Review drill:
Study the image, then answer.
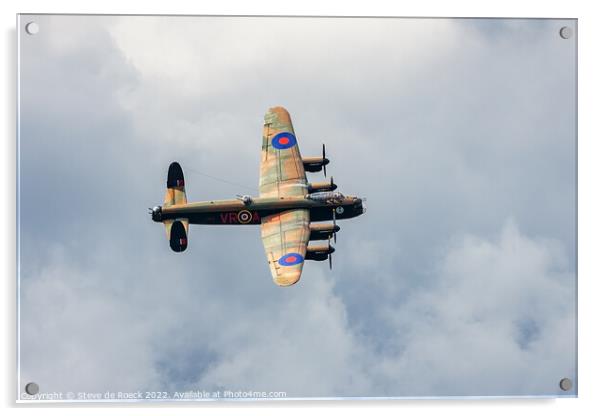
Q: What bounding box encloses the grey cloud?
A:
[18,16,576,398]
[365,220,575,397]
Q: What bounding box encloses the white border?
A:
[3,1,600,415]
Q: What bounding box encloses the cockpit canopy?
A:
[306,191,345,202]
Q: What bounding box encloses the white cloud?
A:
[20,245,163,394]
[20,220,575,397]
[18,15,576,399]
[20,239,373,397]
[107,17,466,159]
[368,219,576,396]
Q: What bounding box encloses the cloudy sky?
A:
[18,15,576,399]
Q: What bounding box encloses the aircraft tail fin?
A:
[163,162,189,252]
[163,219,188,252]
[164,161,187,207]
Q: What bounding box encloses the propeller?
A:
[332,208,338,244]
[322,143,327,177]
[328,235,333,270]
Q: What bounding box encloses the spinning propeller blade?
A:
[331,207,338,244]
[322,143,327,177]
[328,236,333,270]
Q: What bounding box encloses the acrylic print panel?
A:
[17,15,577,401]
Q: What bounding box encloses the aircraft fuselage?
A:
[152,195,364,225]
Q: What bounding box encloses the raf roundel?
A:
[237,210,252,224]
[271,132,297,150]
[277,252,304,266]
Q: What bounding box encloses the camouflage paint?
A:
[152,106,365,287]
[260,208,310,287]
[259,106,308,198]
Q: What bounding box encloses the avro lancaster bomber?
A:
[150,106,365,286]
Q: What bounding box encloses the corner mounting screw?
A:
[25,22,39,35]
[559,378,573,391]
[24,382,39,395]
[559,26,572,39]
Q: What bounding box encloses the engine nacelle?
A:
[305,244,335,261]
[308,180,337,193]
[169,220,188,252]
[302,156,329,173]
[309,223,340,241]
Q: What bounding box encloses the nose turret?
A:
[353,197,366,215]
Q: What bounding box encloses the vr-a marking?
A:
[219,210,261,224]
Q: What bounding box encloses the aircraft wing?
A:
[261,209,310,286]
[259,106,308,198]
